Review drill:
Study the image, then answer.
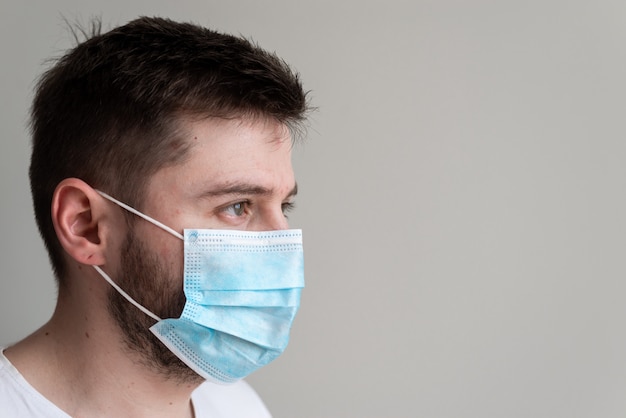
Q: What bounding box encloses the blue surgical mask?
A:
[93,190,304,384]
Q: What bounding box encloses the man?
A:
[1,16,309,417]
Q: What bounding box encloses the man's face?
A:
[108,117,297,381]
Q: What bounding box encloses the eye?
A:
[281,201,295,216]
[223,201,248,217]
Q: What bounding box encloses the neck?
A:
[4,287,201,418]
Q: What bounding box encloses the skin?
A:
[4,117,296,418]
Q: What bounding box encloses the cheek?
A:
[157,243,184,277]
[137,219,185,278]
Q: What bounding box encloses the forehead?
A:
[187,116,292,160]
[147,117,295,197]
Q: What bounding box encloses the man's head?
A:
[29,16,308,284]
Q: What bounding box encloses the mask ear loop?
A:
[92,189,186,323]
[95,190,184,240]
[93,265,162,322]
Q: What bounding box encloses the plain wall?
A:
[2,1,626,417]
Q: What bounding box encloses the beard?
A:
[107,226,203,384]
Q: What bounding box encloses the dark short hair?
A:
[29,16,309,283]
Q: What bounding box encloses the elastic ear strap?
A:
[93,265,162,322]
[96,190,184,240]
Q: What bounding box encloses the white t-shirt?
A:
[0,348,271,418]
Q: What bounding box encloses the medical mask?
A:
[93,190,304,384]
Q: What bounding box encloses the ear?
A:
[51,178,115,266]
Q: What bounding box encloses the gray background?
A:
[2,1,626,417]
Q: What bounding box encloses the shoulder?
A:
[0,348,70,417]
[191,379,272,418]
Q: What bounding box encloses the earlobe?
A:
[52,178,108,266]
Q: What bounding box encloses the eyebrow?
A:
[199,182,298,199]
